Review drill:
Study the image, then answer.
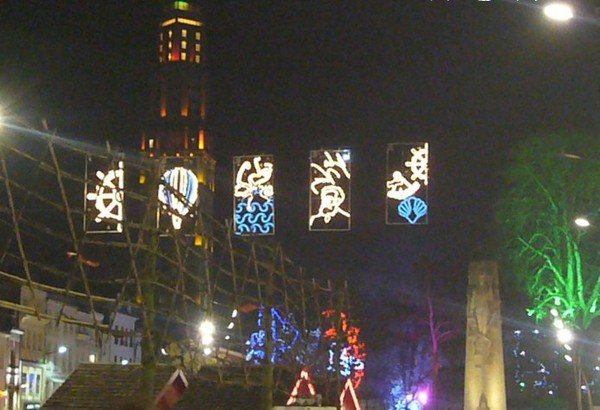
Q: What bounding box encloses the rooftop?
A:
[41,363,267,410]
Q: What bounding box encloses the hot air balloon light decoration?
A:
[158,167,199,230]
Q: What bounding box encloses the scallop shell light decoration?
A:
[397,196,427,224]
[158,167,199,230]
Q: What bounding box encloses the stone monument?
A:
[464,261,506,410]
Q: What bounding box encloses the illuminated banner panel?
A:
[233,155,275,236]
[309,149,351,231]
[84,156,124,233]
[158,166,199,233]
[386,142,429,225]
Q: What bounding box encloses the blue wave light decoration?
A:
[235,200,274,235]
[397,196,427,224]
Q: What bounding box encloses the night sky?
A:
[1,0,599,396]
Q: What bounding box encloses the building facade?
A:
[6,287,141,409]
[0,326,23,410]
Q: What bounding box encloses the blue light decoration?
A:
[327,342,366,379]
[233,155,275,236]
[158,167,199,231]
[309,149,351,231]
[234,200,274,234]
[386,142,429,225]
[397,196,428,225]
[511,327,562,397]
[245,306,301,364]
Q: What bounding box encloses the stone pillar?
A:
[464,261,506,410]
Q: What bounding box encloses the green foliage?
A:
[496,133,600,330]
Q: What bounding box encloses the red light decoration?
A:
[287,369,320,406]
[323,310,366,389]
[340,378,362,410]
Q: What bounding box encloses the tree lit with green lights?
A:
[498,133,600,408]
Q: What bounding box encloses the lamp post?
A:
[41,345,67,402]
[6,351,19,410]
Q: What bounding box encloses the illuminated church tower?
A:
[141,0,215,231]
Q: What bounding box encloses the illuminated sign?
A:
[233,155,274,235]
[309,149,351,231]
[84,157,124,233]
[386,142,429,225]
[158,167,199,230]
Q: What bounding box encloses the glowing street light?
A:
[199,320,215,347]
[557,327,574,344]
[57,345,68,354]
[543,2,575,22]
[574,217,591,228]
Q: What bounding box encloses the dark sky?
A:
[1,0,599,393]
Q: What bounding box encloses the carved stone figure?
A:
[464,261,506,410]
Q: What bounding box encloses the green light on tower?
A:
[173,1,189,11]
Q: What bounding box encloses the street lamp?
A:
[42,345,68,400]
[6,351,19,410]
[543,2,575,21]
[556,327,573,344]
[574,217,591,228]
[199,320,215,356]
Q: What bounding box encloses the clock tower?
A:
[141,0,215,230]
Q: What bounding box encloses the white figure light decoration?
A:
[158,167,199,230]
[234,156,274,209]
[386,142,429,224]
[233,156,275,235]
[86,161,124,232]
[309,150,351,229]
[387,143,428,200]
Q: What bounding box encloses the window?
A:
[181,52,187,61]
[160,33,163,41]
[168,53,172,61]
[177,18,200,27]
[168,30,172,38]
[168,41,172,49]
[195,32,200,40]
[195,44,200,52]
[181,41,187,49]
[114,355,117,363]
[182,29,187,38]
[195,55,200,63]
